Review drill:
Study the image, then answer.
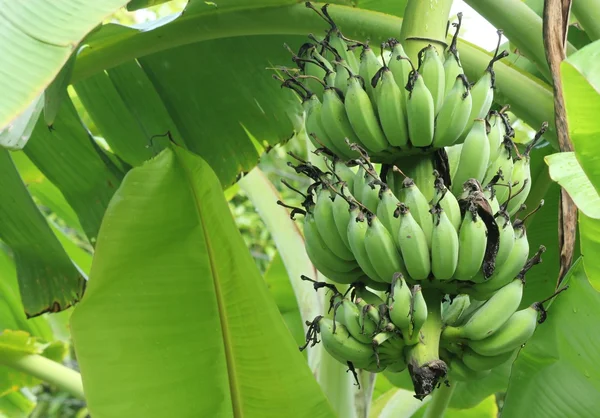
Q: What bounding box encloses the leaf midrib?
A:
[174,147,243,418]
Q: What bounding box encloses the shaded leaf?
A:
[26,98,123,243]
[70,146,334,418]
[263,253,305,348]
[0,0,130,131]
[0,149,85,317]
[545,152,600,219]
[502,258,600,417]
[73,61,180,167]
[10,151,83,233]
[44,50,78,127]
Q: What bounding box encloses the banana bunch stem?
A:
[422,381,457,418]
[399,0,454,61]
[406,289,447,400]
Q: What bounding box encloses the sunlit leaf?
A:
[502,258,600,417]
[0,0,130,132]
[70,145,334,418]
[545,152,600,219]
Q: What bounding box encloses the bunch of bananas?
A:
[275,3,560,400]
[276,6,508,162]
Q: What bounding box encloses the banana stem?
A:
[406,289,447,400]
[399,0,454,62]
[422,381,457,418]
[1,354,85,400]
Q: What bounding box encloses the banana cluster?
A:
[300,276,427,375]
[440,290,546,381]
[277,3,553,398]
[287,114,548,297]
[276,6,508,162]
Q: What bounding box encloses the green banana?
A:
[332,161,356,192]
[443,279,523,341]
[398,177,433,247]
[333,61,352,95]
[471,223,529,295]
[461,45,507,137]
[304,210,360,273]
[365,214,408,283]
[388,41,412,107]
[347,207,386,283]
[328,30,359,74]
[442,294,470,326]
[345,75,389,153]
[443,13,464,95]
[409,285,428,342]
[298,44,328,97]
[373,66,409,148]
[331,189,354,250]
[483,138,514,204]
[384,358,408,373]
[395,204,431,281]
[468,304,542,356]
[318,317,376,364]
[449,356,491,381]
[352,165,366,201]
[486,111,506,163]
[358,45,383,107]
[483,186,500,216]
[452,119,490,196]
[506,155,531,216]
[320,87,365,153]
[314,187,355,260]
[359,177,381,214]
[494,211,515,266]
[432,74,472,147]
[303,94,346,156]
[454,204,487,281]
[431,206,459,280]
[461,347,516,372]
[342,298,376,343]
[443,50,463,99]
[388,273,412,334]
[432,176,461,232]
[406,69,435,147]
[354,285,386,307]
[454,299,486,326]
[376,186,402,246]
[418,45,446,115]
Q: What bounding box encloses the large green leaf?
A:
[561,41,600,196]
[65,3,554,185]
[25,98,123,243]
[0,0,129,132]
[0,149,85,317]
[502,259,600,417]
[545,152,600,219]
[70,145,334,418]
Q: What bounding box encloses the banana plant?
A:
[1,0,600,417]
